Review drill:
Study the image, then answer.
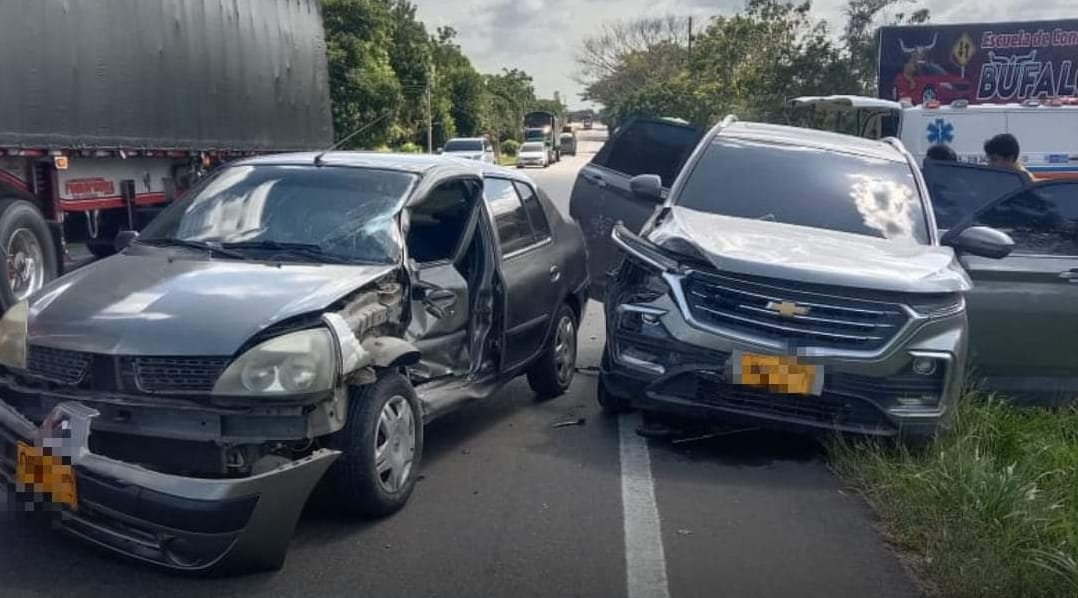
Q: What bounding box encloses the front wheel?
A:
[596,347,630,414]
[527,303,578,399]
[0,198,58,311]
[327,372,423,517]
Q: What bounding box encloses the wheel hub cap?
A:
[375,395,416,493]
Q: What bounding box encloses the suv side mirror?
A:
[629,174,663,203]
[946,226,1014,259]
[114,230,139,252]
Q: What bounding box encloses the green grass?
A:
[828,394,1078,598]
[497,154,517,166]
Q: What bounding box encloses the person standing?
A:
[984,133,1034,182]
[924,143,957,168]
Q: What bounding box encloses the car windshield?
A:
[138,164,415,264]
[676,137,929,243]
[921,62,948,75]
[521,143,545,152]
[444,139,483,151]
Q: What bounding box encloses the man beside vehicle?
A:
[984,133,1034,182]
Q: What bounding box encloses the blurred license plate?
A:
[734,352,822,396]
[16,442,77,507]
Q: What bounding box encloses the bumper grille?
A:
[696,374,892,431]
[681,272,908,351]
[26,345,91,385]
[133,357,230,393]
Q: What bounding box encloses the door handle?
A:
[585,173,607,188]
[1059,268,1078,281]
[549,265,561,282]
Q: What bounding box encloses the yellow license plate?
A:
[735,353,820,396]
[16,442,77,508]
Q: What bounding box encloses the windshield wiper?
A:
[220,240,352,264]
[137,238,247,259]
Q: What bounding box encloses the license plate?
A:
[733,352,823,396]
[16,442,77,508]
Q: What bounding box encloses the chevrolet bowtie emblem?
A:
[766,301,810,318]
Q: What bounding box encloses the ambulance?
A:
[789,95,1078,179]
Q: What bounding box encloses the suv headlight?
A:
[0,301,29,370]
[213,328,337,397]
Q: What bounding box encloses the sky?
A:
[412,0,1078,109]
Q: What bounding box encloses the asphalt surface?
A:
[0,130,919,598]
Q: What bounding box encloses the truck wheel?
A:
[0,198,57,310]
[327,372,423,518]
[527,303,578,399]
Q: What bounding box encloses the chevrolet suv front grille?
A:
[681,272,909,351]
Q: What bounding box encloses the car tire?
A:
[596,347,630,414]
[0,198,58,311]
[84,210,126,259]
[527,303,578,399]
[327,372,423,518]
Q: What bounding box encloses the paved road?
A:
[0,131,918,598]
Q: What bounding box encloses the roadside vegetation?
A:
[829,394,1078,598]
[323,0,572,151]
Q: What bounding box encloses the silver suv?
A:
[571,118,1016,441]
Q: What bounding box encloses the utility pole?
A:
[687,16,693,62]
[426,63,435,153]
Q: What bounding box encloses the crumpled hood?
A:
[26,252,395,356]
[648,207,971,294]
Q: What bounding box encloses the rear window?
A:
[675,137,930,243]
[444,139,482,151]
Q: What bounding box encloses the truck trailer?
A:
[523,111,560,164]
[0,0,334,310]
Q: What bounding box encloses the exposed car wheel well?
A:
[564,293,582,324]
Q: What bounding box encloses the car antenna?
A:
[314,111,392,166]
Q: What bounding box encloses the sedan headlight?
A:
[213,328,337,397]
[0,301,29,370]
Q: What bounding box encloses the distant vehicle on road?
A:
[583,118,594,130]
[0,153,588,573]
[441,137,496,164]
[572,117,1022,442]
[559,132,577,156]
[517,142,550,168]
[0,0,333,311]
[524,111,560,163]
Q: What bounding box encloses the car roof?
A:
[716,120,908,162]
[234,151,532,183]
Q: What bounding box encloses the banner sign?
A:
[879,20,1078,105]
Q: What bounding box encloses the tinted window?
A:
[595,120,699,187]
[141,165,414,264]
[444,139,482,151]
[486,178,534,255]
[407,181,472,263]
[972,183,1078,256]
[514,181,551,241]
[923,162,1027,229]
[676,137,929,243]
[922,63,947,75]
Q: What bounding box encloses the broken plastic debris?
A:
[676,529,693,536]
[552,418,586,428]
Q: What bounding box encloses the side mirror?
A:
[114,230,139,252]
[945,226,1014,259]
[629,174,663,203]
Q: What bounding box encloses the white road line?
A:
[619,412,671,598]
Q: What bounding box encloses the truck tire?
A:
[0,198,58,311]
[327,372,423,518]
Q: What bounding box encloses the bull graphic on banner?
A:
[879,19,1078,106]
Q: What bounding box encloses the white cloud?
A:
[413,0,1078,108]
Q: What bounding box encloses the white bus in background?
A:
[789,95,1078,180]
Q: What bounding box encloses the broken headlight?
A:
[213,328,337,397]
[0,301,29,370]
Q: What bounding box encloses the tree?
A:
[323,0,400,148]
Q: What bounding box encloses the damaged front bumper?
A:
[0,394,338,574]
[602,270,968,439]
